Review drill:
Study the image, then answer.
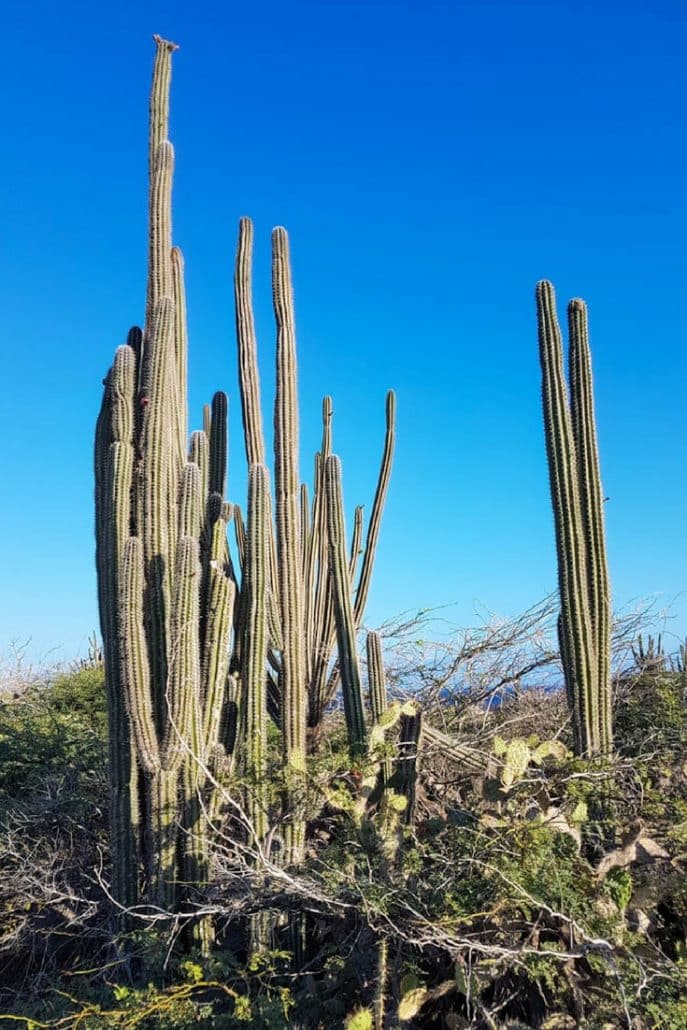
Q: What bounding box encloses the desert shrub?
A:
[2,656,687,1027]
[0,664,109,997]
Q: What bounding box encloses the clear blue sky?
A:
[1,0,685,664]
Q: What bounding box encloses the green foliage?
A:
[0,665,106,800]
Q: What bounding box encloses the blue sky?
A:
[0,0,685,664]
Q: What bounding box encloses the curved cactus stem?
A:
[325,455,367,754]
[349,505,364,583]
[353,390,396,624]
[320,391,396,716]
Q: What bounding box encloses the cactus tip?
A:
[152,34,180,52]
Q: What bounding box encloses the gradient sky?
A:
[0,0,685,665]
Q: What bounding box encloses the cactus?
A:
[231,216,396,854]
[326,455,367,754]
[95,37,237,925]
[536,281,612,757]
[97,37,397,958]
[632,632,666,672]
[243,465,270,847]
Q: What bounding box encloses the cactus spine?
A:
[536,280,612,757]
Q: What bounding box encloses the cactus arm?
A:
[568,299,612,754]
[145,141,175,342]
[325,455,367,753]
[148,35,178,181]
[171,246,188,457]
[189,430,210,504]
[244,465,270,843]
[300,482,310,584]
[119,537,160,775]
[233,501,246,572]
[312,400,333,644]
[234,217,282,649]
[234,217,266,467]
[178,461,202,541]
[366,631,391,784]
[349,505,364,583]
[140,296,177,730]
[161,536,201,770]
[272,227,307,860]
[95,365,137,907]
[319,392,396,713]
[201,568,235,754]
[353,390,396,624]
[209,391,228,498]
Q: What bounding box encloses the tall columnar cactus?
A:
[243,464,270,847]
[98,36,398,940]
[272,228,308,863]
[325,455,367,754]
[95,37,237,917]
[231,217,396,863]
[233,220,395,747]
[536,280,612,757]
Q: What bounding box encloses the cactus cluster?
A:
[95,36,400,928]
[94,38,240,920]
[536,281,612,757]
[232,217,395,864]
[95,36,620,967]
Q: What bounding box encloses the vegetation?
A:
[2,640,687,1027]
[0,32,684,1030]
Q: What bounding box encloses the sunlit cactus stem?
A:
[367,630,391,784]
[536,280,612,757]
[272,226,307,863]
[243,464,270,846]
[96,36,235,928]
[325,454,367,754]
[568,298,612,755]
